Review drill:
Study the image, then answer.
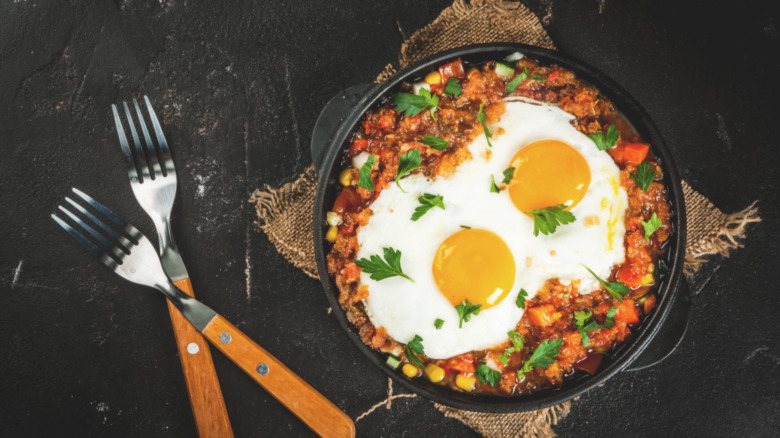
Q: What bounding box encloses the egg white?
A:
[356,99,628,359]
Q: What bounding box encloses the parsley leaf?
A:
[657,259,669,280]
[497,350,512,366]
[396,149,422,193]
[356,155,376,191]
[477,103,492,147]
[418,135,449,151]
[490,175,501,193]
[631,161,655,191]
[405,335,425,369]
[506,67,529,93]
[355,247,414,282]
[508,330,524,351]
[582,264,630,302]
[589,125,620,151]
[411,193,445,221]
[455,299,482,328]
[517,338,563,380]
[605,306,617,328]
[476,362,502,387]
[515,288,528,309]
[434,319,444,330]
[391,88,440,120]
[642,212,663,240]
[530,74,545,81]
[524,204,576,236]
[502,167,515,185]
[444,78,462,97]
[574,310,608,347]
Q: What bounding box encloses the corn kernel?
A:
[326,211,342,226]
[466,67,479,78]
[424,364,445,383]
[455,374,476,392]
[402,363,420,378]
[641,273,655,286]
[424,71,442,85]
[339,168,353,186]
[325,225,338,243]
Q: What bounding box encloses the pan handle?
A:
[624,280,691,372]
[311,84,374,174]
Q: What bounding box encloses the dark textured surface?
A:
[0,1,777,437]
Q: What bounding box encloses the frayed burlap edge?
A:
[435,399,572,438]
[681,181,761,274]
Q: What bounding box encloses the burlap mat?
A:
[249,1,761,436]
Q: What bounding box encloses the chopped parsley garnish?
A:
[455,299,482,328]
[444,78,462,97]
[476,362,502,387]
[631,161,655,191]
[395,149,422,192]
[506,67,528,93]
[642,212,663,240]
[477,103,492,147]
[498,330,525,365]
[411,193,445,221]
[517,338,563,380]
[418,134,449,151]
[657,259,669,280]
[589,125,619,151]
[563,293,571,299]
[490,175,501,193]
[405,335,425,369]
[356,155,376,191]
[391,88,440,120]
[530,73,545,81]
[355,247,414,282]
[502,167,515,185]
[573,309,614,347]
[515,288,528,309]
[524,204,576,236]
[582,264,630,302]
[434,318,445,330]
[460,225,471,229]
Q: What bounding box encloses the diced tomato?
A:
[622,143,650,166]
[342,262,361,282]
[607,143,624,164]
[573,354,603,375]
[527,304,562,327]
[445,354,475,374]
[617,263,643,288]
[438,59,466,82]
[642,294,657,314]
[615,299,640,325]
[349,139,369,155]
[332,186,362,214]
[547,71,560,81]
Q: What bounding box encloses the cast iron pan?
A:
[311,43,690,412]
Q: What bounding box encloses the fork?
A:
[52,188,356,438]
[110,97,232,437]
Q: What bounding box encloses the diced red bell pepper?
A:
[622,143,650,166]
[527,304,561,327]
[446,354,476,374]
[617,263,643,288]
[547,71,560,82]
[349,139,369,155]
[615,299,640,325]
[573,354,603,375]
[438,59,466,83]
[332,186,363,214]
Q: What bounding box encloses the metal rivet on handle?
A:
[219,332,232,344]
[257,363,269,375]
[187,343,200,355]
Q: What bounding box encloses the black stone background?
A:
[1,0,778,437]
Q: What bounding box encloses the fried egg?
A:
[356,99,628,359]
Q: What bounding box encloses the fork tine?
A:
[52,213,120,271]
[64,196,134,249]
[111,104,140,183]
[71,188,143,241]
[143,96,175,176]
[122,102,151,182]
[133,98,163,178]
[56,204,127,264]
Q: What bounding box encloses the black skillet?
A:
[311,43,690,412]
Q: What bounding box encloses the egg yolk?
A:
[508,140,591,212]
[432,229,516,309]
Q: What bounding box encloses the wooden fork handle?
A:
[202,315,356,438]
[169,278,233,438]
